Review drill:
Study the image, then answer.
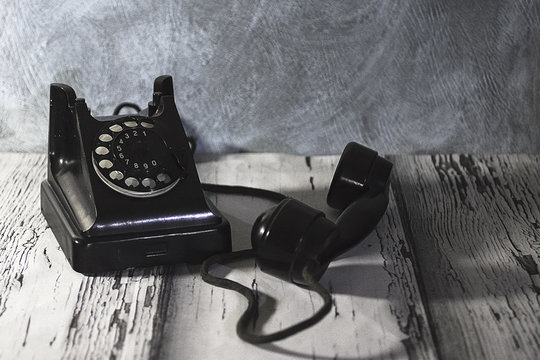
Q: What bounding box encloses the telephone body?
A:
[41,76,231,273]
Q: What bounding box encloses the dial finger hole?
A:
[95,146,109,155]
[109,124,123,132]
[157,173,171,184]
[124,120,138,128]
[142,178,156,189]
[99,159,113,169]
[109,170,124,180]
[141,122,154,128]
[125,177,139,188]
[99,134,113,142]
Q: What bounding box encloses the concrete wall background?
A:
[1,1,539,155]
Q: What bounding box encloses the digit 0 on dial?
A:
[92,116,184,197]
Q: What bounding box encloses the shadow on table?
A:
[386,155,540,358]
[184,188,403,359]
[389,157,540,299]
[183,181,540,359]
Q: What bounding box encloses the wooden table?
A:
[0,153,538,360]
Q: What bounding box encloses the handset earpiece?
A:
[326,142,393,259]
[252,142,393,285]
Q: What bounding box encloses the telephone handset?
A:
[41,75,231,273]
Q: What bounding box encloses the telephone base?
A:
[41,181,231,273]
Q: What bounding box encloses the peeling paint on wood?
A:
[390,154,540,360]
[0,152,537,359]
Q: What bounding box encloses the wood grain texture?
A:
[0,154,173,359]
[2,152,538,359]
[1,1,540,155]
[0,153,435,359]
[390,154,540,360]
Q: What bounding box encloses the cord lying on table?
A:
[200,182,332,343]
[200,249,332,344]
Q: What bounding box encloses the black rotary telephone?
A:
[41,76,231,273]
[41,75,393,343]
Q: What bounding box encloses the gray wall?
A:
[1,1,539,155]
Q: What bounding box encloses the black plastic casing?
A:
[251,198,338,285]
[326,142,392,209]
[41,76,231,273]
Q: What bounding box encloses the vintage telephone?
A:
[41,75,392,343]
[41,76,231,273]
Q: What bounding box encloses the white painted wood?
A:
[0,154,170,360]
[0,153,435,359]
[391,154,540,360]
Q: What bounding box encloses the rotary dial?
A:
[92,116,184,197]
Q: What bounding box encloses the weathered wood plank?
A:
[0,153,172,360]
[391,154,540,360]
[0,152,436,359]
